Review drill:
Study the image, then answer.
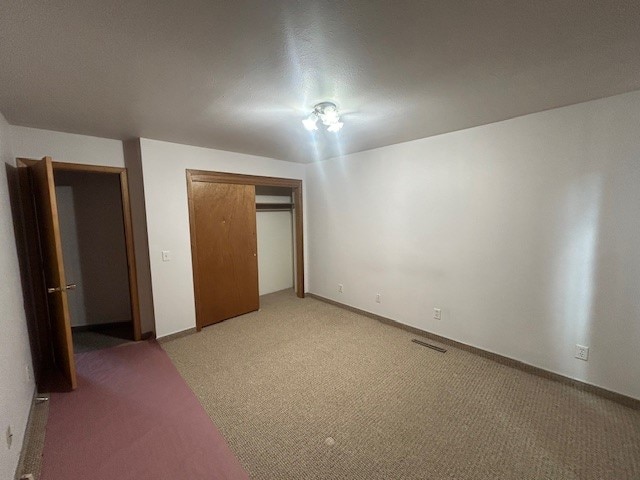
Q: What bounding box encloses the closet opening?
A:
[186,170,304,331]
[255,185,295,296]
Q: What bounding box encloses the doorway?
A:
[17,157,141,390]
[54,169,136,352]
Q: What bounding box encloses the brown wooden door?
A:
[29,157,77,390]
[190,182,259,329]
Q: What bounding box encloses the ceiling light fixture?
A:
[302,102,343,132]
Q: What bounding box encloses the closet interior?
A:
[255,185,295,296]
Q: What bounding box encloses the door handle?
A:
[47,283,77,294]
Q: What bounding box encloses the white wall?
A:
[256,193,294,295]
[306,90,640,400]
[56,186,88,326]
[139,139,306,337]
[10,127,125,167]
[0,113,34,479]
[122,140,156,335]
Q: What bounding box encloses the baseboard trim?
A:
[141,330,156,341]
[157,327,198,343]
[307,293,639,410]
[14,388,38,480]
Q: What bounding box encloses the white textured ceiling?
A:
[1,1,640,162]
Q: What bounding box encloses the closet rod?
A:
[255,202,294,211]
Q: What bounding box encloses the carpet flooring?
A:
[38,341,248,480]
[160,289,640,480]
[19,289,640,479]
[72,325,133,353]
[16,398,48,480]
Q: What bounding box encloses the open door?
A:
[29,157,77,390]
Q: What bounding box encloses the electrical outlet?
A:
[161,250,171,262]
[6,425,12,449]
[375,293,381,303]
[575,344,589,361]
[433,308,442,320]
[338,284,343,293]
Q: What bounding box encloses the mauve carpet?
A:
[39,340,248,480]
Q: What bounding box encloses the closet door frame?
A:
[186,170,305,331]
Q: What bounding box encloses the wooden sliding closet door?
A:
[190,182,259,329]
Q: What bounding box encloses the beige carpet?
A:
[161,289,640,480]
[16,398,48,480]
